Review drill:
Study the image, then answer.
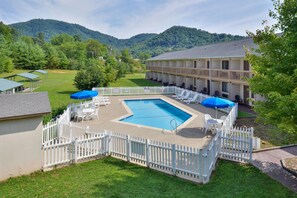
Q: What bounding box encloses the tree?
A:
[74,65,106,90]
[50,34,74,45]
[11,41,46,69]
[246,0,297,138]
[0,35,14,73]
[44,44,60,69]
[34,32,45,46]
[85,39,108,59]
[0,21,16,41]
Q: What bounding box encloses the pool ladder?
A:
[170,118,178,134]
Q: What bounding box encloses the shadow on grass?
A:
[129,78,161,87]
[57,91,77,95]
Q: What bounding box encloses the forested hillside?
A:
[129,26,245,56]
[0,22,143,87]
[10,19,245,57]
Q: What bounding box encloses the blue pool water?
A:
[120,99,192,130]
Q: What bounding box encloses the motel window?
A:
[194,61,197,68]
[207,61,210,68]
[222,82,229,93]
[222,60,229,70]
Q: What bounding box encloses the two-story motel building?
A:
[145,37,262,106]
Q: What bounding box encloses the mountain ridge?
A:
[9,19,245,57]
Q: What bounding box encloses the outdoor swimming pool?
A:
[120,99,192,131]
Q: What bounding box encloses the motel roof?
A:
[148,37,258,61]
[0,78,23,92]
[0,92,51,120]
[34,70,48,74]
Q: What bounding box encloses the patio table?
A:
[83,108,95,120]
[207,119,223,134]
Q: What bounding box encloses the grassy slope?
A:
[110,73,161,87]
[0,158,295,198]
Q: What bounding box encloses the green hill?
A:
[129,26,245,56]
[9,19,245,57]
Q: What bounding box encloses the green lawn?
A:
[0,157,295,198]
[0,70,78,116]
[110,73,161,87]
[238,110,256,118]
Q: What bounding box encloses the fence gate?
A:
[219,127,253,163]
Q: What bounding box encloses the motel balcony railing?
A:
[146,66,252,82]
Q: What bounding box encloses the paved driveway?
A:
[252,146,297,193]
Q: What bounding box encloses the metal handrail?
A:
[170,118,178,134]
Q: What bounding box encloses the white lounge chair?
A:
[98,98,111,106]
[93,96,110,107]
[183,93,199,104]
[178,91,191,101]
[172,90,185,98]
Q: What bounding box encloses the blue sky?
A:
[0,0,276,39]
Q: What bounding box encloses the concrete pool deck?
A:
[70,95,227,148]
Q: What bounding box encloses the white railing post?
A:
[69,122,72,140]
[107,131,112,155]
[172,144,176,175]
[202,149,208,184]
[73,138,78,163]
[249,137,253,162]
[198,149,204,182]
[126,135,130,162]
[146,139,150,167]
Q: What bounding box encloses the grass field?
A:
[238,110,256,118]
[0,70,160,118]
[0,157,295,198]
[110,73,161,87]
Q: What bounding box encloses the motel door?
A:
[243,86,249,105]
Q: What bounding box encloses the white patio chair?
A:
[172,90,185,98]
[204,114,212,133]
[74,110,86,122]
[219,115,227,121]
[178,91,191,101]
[90,108,99,120]
[183,93,199,104]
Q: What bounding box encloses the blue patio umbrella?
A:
[201,97,235,118]
[70,90,98,100]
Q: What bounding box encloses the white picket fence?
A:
[220,127,253,162]
[42,126,252,183]
[222,103,238,131]
[42,101,94,144]
[92,86,175,96]
[43,131,109,169]
[42,120,58,144]
[93,86,232,114]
